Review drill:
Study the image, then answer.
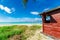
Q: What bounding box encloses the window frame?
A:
[44,15,51,23]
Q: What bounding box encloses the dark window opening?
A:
[45,15,51,23]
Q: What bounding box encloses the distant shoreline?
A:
[0,24,42,26]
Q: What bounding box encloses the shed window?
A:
[45,15,51,23]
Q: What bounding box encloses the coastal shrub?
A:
[0,25,42,40]
[29,25,41,30]
[21,25,42,40]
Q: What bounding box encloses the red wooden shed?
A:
[40,7,60,39]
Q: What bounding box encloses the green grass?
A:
[0,25,42,40]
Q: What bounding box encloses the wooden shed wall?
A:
[43,10,60,38]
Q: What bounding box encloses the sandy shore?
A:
[0,24,42,27]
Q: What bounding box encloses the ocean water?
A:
[0,22,41,25]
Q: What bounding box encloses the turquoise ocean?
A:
[0,22,41,25]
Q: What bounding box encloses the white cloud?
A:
[31,12,39,15]
[43,8,49,12]
[4,7,12,13]
[0,4,15,14]
[0,5,4,10]
[0,17,42,22]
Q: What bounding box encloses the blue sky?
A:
[0,0,60,23]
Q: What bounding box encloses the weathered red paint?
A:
[41,8,60,39]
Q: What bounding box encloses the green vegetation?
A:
[0,25,42,40]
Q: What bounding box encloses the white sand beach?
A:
[0,24,42,27]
